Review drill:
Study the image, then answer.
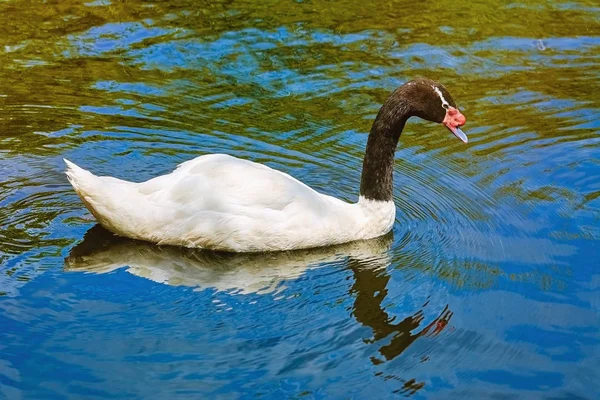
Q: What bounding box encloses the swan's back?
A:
[140,154,327,215]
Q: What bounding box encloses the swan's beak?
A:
[443,108,468,143]
[450,126,468,143]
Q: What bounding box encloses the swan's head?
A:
[401,78,468,143]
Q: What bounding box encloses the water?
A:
[1,0,599,398]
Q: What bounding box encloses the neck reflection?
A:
[350,258,453,362]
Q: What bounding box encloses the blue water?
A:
[1,0,600,398]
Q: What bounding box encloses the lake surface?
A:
[1,0,599,398]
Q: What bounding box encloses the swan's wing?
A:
[139,154,329,214]
[135,154,342,250]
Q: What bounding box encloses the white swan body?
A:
[64,154,395,252]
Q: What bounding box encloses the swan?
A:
[64,78,467,252]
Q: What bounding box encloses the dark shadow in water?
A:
[65,225,452,394]
[350,259,453,363]
[346,258,453,396]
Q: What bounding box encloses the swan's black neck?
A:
[359,95,411,202]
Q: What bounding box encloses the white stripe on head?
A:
[432,85,450,109]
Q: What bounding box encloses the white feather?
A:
[64,154,395,252]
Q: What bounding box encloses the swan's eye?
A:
[442,103,450,110]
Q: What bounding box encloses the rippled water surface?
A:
[1,0,600,398]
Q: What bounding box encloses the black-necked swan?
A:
[64,78,467,252]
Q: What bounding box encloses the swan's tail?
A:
[63,159,139,237]
[64,158,95,190]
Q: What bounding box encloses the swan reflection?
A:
[65,225,394,294]
[66,225,452,365]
